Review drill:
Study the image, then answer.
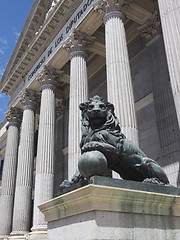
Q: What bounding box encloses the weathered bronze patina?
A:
[60,95,169,189]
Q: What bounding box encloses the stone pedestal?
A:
[39,177,180,240]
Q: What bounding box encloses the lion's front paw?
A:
[59,180,72,190]
[82,141,104,152]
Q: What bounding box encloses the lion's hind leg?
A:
[137,158,170,185]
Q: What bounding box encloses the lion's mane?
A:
[79,95,125,149]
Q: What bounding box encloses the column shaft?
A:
[63,29,94,179]
[31,66,60,233]
[33,88,55,229]
[158,0,180,127]
[12,90,36,235]
[0,109,21,236]
[68,55,88,179]
[105,15,138,145]
[94,0,138,179]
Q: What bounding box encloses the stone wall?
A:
[130,36,180,187]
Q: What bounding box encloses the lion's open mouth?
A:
[89,116,106,127]
[90,115,105,122]
[91,116,101,120]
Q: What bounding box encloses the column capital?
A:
[20,89,38,112]
[63,29,95,60]
[56,98,65,117]
[36,66,63,92]
[138,11,161,44]
[5,107,22,128]
[94,0,132,23]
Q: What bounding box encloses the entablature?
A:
[1,0,158,109]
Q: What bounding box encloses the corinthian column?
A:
[11,90,37,237]
[94,0,138,145]
[30,66,62,238]
[158,0,180,129]
[63,29,94,179]
[0,108,22,237]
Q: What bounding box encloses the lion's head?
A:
[79,96,120,133]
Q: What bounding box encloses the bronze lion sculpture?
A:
[60,95,169,189]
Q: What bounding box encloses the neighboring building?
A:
[0,0,180,239]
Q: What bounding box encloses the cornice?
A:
[0,0,50,90]
[0,0,84,95]
[39,183,180,222]
[0,0,156,97]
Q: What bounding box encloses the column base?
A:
[0,235,9,240]
[28,227,47,240]
[8,231,29,240]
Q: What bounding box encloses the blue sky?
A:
[0,0,34,123]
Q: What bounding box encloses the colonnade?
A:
[0,0,179,239]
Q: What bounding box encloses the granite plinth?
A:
[58,176,180,196]
[39,177,180,240]
[90,176,180,195]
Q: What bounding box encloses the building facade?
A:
[0,0,180,239]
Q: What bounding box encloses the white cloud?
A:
[0,37,7,45]
[0,37,7,55]
[14,32,20,38]
[11,27,20,42]
[0,48,4,55]
[0,68,5,78]
[13,30,20,43]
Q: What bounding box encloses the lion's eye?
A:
[88,105,94,110]
[100,104,106,110]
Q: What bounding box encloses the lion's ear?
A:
[107,103,115,113]
[79,102,87,111]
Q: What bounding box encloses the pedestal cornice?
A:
[36,66,63,92]
[39,181,180,223]
[63,29,95,60]
[5,107,22,129]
